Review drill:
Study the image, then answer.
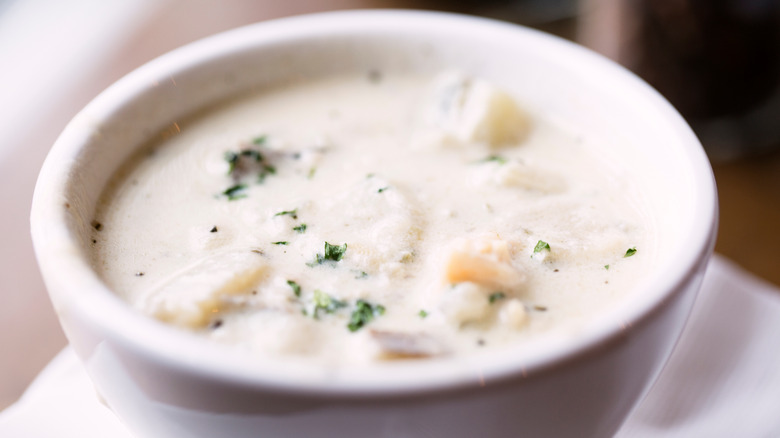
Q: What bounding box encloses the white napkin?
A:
[2,254,779,437]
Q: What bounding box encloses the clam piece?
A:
[370,330,448,359]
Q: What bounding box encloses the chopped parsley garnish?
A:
[257,165,276,183]
[418,309,429,318]
[347,299,385,332]
[293,223,307,234]
[533,240,551,253]
[354,271,368,279]
[272,241,289,245]
[225,149,262,175]
[252,135,268,145]
[224,151,239,174]
[323,241,347,262]
[377,186,389,193]
[489,292,506,304]
[240,149,263,162]
[624,247,637,258]
[308,167,317,179]
[604,264,610,270]
[313,289,346,317]
[224,137,278,184]
[479,155,508,165]
[307,241,348,266]
[274,209,298,219]
[223,184,248,200]
[286,280,301,297]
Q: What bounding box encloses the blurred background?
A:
[1,0,778,411]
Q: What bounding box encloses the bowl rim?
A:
[31,9,718,397]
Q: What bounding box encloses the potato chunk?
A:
[426,72,530,147]
[139,249,267,328]
[439,282,492,326]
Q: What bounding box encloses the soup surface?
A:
[91,72,651,364]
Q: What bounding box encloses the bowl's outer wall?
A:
[31,10,718,438]
[57,254,706,438]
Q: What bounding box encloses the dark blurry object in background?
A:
[431,0,580,40]
[582,0,780,161]
[632,0,779,120]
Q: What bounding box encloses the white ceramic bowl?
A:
[31,10,717,438]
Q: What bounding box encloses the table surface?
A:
[1,0,778,413]
[712,153,780,287]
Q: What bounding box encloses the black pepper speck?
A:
[367,69,382,83]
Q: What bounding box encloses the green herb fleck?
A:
[223,184,248,200]
[274,209,298,219]
[240,149,263,162]
[308,241,348,266]
[257,165,276,183]
[604,264,610,270]
[307,167,317,179]
[377,186,389,193]
[479,155,508,165]
[624,247,637,258]
[286,280,301,297]
[418,309,429,318]
[224,151,239,174]
[323,241,347,262]
[252,135,268,145]
[313,289,346,317]
[272,241,289,245]
[347,299,385,332]
[293,223,307,234]
[533,240,551,253]
[354,271,368,279]
[489,292,506,304]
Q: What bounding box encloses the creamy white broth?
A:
[91,72,651,365]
